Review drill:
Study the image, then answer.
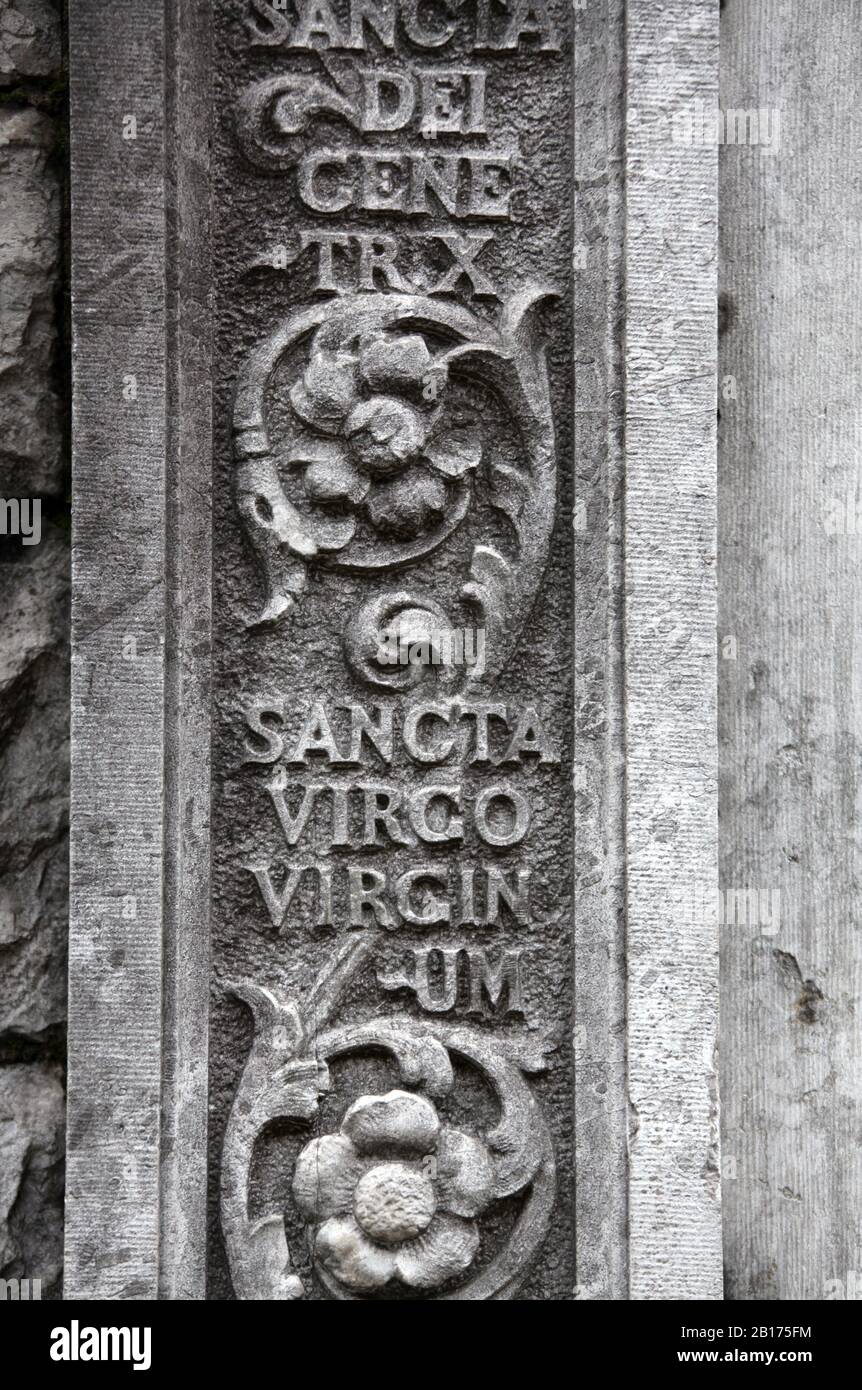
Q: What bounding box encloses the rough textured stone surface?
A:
[0,527,69,1042]
[0,0,67,1304]
[0,0,61,86]
[0,1062,65,1295]
[62,0,728,1302]
[0,100,63,498]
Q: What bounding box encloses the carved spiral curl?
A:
[343,591,459,693]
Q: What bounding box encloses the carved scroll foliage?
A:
[220,940,556,1300]
[237,71,363,168]
[233,289,556,689]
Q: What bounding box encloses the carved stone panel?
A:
[209,0,574,1300]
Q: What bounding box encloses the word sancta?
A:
[246,0,559,54]
[243,698,558,767]
[298,148,513,219]
[378,945,525,1015]
[247,859,531,929]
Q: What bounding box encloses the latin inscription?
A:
[240,699,554,1014]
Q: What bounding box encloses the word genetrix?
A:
[246,0,560,53]
[297,148,513,219]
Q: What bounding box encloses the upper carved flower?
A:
[293,1089,495,1294]
[289,333,481,543]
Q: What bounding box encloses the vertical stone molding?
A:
[624,0,722,1300]
[719,0,862,1302]
[66,1,168,1298]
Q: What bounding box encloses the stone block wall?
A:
[0,0,67,1300]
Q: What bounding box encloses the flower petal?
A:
[423,428,482,478]
[358,334,436,395]
[341,1090,440,1156]
[365,468,447,540]
[435,1127,495,1218]
[292,1134,365,1221]
[345,396,427,475]
[290,351,357,434]
[312,1215,395,1292]
[304,515,357,553]
[395,1213,479,1291]
[303,453,370,507]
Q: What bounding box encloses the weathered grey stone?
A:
[0,525,69,1041]
[0,102,63,497]
[0,1,62,86]
[0,1061,65,1295]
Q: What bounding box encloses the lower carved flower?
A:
[293,1089,495,1295]
[313,1209,479,1293]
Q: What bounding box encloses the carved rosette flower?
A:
[293,1088,495,1294]
[289,332,481,543]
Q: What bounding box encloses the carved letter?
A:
[247,861,303,930]
[349,866,396,927]
[402,0,456,48]
[355,233,411,291]
[403,703,456,764]
[429,231,498,298]
[292,0,345,48]
[298,152,351,213]
[266,773,320,846]
[474,784,531,847]
[347,0,396,50]
[244,699,285,762]
[408,785,464,843]
[288,702,344,764]
[395,868,451,925]
[362,69,415,131]
[501,704,558,763]
[467,948,524,1014]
